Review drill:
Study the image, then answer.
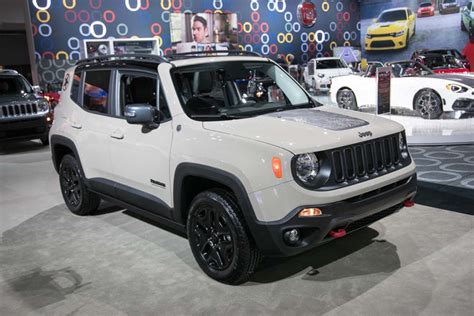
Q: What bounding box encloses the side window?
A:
[70,70,81,104]
[119,73,171,121]
[83,70,111,114]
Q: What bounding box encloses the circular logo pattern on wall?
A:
[297,0,316,28]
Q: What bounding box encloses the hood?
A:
[202,107,403,154]
[318,68,353,77]
[427,73,474,87]
[0,93,41,104]
[368,21,406,34]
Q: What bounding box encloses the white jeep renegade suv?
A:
[50,52,417,285]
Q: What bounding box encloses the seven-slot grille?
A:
[330,134,405,184]
[0,103,39,119]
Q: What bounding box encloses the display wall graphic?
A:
[27,0,360,87]
[360,0,470,64]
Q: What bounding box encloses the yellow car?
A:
[365,7,416,51]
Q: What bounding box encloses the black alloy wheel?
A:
[187,190,260,285]
[59,154,100,215]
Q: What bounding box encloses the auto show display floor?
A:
[1,142,473,315]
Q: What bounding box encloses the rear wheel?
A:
[59,154,101,215]
[414,89,443,119]
[461,18,467,31]
[187,190,260,285]
[336,88,358,110]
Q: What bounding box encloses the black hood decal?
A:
[427,74,474,87]
[265,109,369,131]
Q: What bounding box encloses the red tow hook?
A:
[329,228,346,238]
[403,200,415,207]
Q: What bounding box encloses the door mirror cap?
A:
[32,85,42,94]
[124,104,160,129]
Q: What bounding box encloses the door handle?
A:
[71,121,82,129]
[110,129,124,140]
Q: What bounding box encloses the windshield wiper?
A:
[189,113,252,120]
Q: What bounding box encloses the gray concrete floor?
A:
[1,141,473,315]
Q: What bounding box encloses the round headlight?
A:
[295,153,320,184]
[38,100,49,111]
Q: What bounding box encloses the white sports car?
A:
[330,61,474,119]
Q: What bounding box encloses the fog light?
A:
[299,208,322,217]
[284,229,300,244]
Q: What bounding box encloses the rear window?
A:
[71,70,82,104]
[419,2,432,7]
[82,70,111,114]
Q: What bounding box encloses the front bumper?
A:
[0,115,50,143]
[365,33,406,51]
[453,98,474,112]
[417,10,434,17]
[249,174,417,257]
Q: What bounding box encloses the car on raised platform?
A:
[50,52,417,284]
[331,60,474,119]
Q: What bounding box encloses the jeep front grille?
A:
[319,133,411,191]
[0,103,39,119]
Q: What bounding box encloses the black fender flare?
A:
[173,163,265,242]
[50,135,84,177]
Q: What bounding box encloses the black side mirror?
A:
[124,104,160,129]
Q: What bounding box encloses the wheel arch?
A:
[173,163,260,238]
[412,88,444,111]
[50,135,83,175]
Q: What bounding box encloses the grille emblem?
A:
[358,131,373,138]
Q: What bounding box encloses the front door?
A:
[108,69,173,217]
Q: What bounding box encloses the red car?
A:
[417,2,435,17]
[41,81,62,108]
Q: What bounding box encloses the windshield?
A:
[389,61,434,77]
[172,61,313,121]
[378,10,407,22]
[419,2,432,7]
[0,75,33,95]
[316,59,346,69]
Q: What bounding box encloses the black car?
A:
[0,69,52,145]
[411,49,471,70]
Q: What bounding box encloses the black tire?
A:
[413,89,443,119]
[412,24,416,36]
[336,88,358,110]
[187,189,260,285]
[59,154,101,215]
[461,18,467,32]
[40,136,49,146]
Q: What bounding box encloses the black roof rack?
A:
[166,50,262,60]
[75,54,169,66]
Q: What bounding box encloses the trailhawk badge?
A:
[297,0,317,28]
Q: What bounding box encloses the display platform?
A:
[314,95,474,146]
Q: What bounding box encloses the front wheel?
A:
[59,154,101,215]
[461,19,467,31]
[336,88,358,110]
[414,89,443,119]
[187,190,260,285]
